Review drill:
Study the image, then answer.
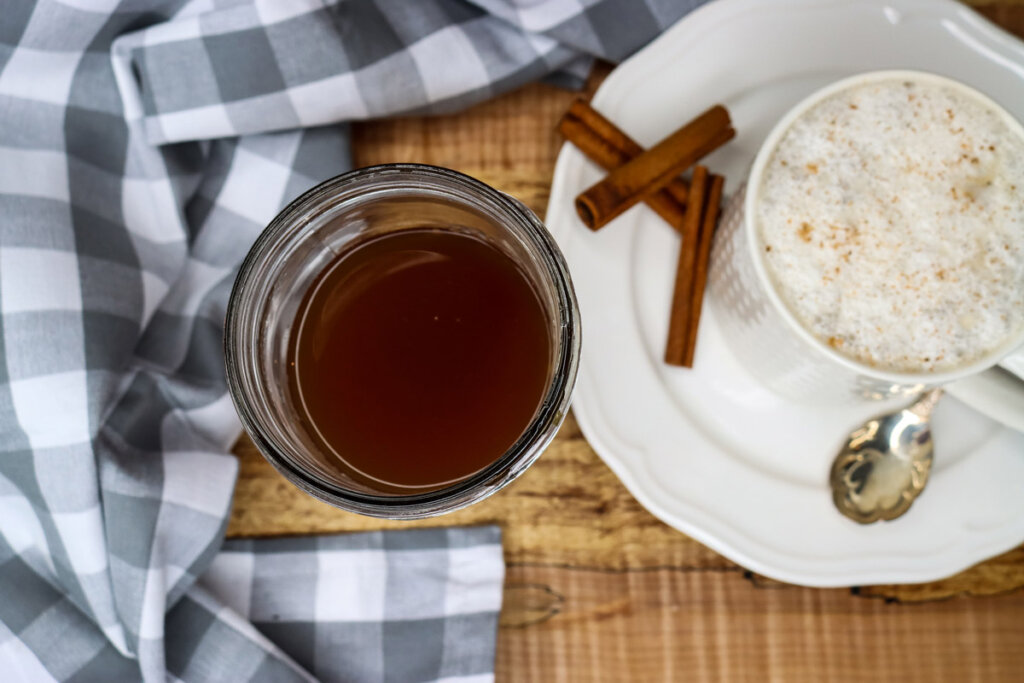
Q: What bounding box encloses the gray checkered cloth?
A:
[0,0,702,681]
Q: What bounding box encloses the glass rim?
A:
[224,163,581,518]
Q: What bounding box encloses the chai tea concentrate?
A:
[291,229,551,492]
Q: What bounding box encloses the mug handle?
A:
[945,348,1024,433]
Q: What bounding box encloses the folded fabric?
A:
[2,527,503,681]
[0,0,703,680]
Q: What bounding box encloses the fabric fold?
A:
[124,0,583,145]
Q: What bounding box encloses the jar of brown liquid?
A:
[225,164,580,518]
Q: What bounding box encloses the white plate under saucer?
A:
[546,0,1024,587]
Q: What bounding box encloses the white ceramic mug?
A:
[708,70,1024,432]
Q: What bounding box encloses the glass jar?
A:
[224,164,581,518]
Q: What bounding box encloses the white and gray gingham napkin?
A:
[0,1,703,680]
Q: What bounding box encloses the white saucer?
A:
[546,0,1024,587]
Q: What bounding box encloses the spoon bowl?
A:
[830,389,943,524]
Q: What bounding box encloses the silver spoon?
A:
[829,388,943,524]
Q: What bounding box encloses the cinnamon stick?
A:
[576,105,734,230]
[664,166,710,367]
[682,173,725,367]
[557,100,689,232]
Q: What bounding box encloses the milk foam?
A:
[757,77,1024,373]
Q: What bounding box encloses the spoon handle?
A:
[908,387,944,419]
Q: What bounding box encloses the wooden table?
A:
[230,2,1024,679]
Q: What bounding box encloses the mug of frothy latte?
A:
[709,71,1024,428]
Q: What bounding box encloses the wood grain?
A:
[496,565,1024,682]
[229,2,1024,680]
